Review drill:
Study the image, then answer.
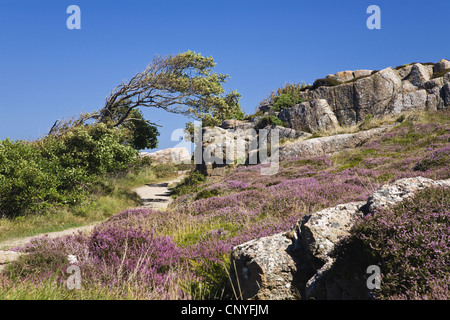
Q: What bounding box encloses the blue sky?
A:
[0,0,449,151]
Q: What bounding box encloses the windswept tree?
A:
[50,51,244,149]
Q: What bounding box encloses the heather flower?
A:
[340,186,450,300]
[414,145,450,172]
[226,180,249,189]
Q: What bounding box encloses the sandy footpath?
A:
[133,174,186,210]
[0,224,99,251]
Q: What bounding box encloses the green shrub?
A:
[272,93,303,112]
[186,253,232,299]
[335,187,450,299]
[0,140,59,216]
[358,114,374,131]
[171,170,206,197]
[195,188,221,200]
[256,116,285,129]
[0,124,138,218]
[152,164,178,179]
[45,124,137,175]
[261,82,309,110]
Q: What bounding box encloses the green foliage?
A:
[107,107,159,150]
[0,139,60,216]
[186,254,231,299]
[98,51,244,148]
[255,116,285,129]
[337,187,450,299]
[171,170,206,197]
[47,124,137,175]
[195,188,221,200]
[185,90,245,142]
[262,82,309,109]
[209,90,245,125]
[0,124,138,218]
[294,158,330,169]
[358,114,374,131]
[0,275,131,300]
[243,110,264,121]
[152,164,179,179]
[272,93,303,112]
[336,154,364,170]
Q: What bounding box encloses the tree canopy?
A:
[50,51,244,150]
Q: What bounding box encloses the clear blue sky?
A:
[1,0,449,151]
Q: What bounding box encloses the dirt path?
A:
[0,173,187,251]
[0,224,99,251]
[133,174,186,210]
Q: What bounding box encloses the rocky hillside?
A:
[192,59,450,299]
[198,59,450,177]
[230,176,450,300]
[265,59,450,131]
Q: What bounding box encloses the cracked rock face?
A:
[434,59,450,74]
[229,177,450,300]
[300,67,404,126]
[268,59,450,127]
[444,83,450,106]
[300,202,366,266]
[279,125,391,161]
[367,176,450,212]
[407,63,432,88]
[278,99,339,133]
[198,123,309,177]
[230,233,301,300]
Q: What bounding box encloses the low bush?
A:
[0,124,138,218]
[243,110,264,121]
[337,186,450,299]
[171,170,206,197]
[0,139,61,216]
[195,188,221,200]
[152,164,179,179]
[414,146,450,171]
[260,82,309,111]
[358,114,376,131]
[255,116,285,129]
[89,225,181,275]
[272,93,303,112]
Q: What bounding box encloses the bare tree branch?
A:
[48,112,98,137]
[96,51,227,127]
